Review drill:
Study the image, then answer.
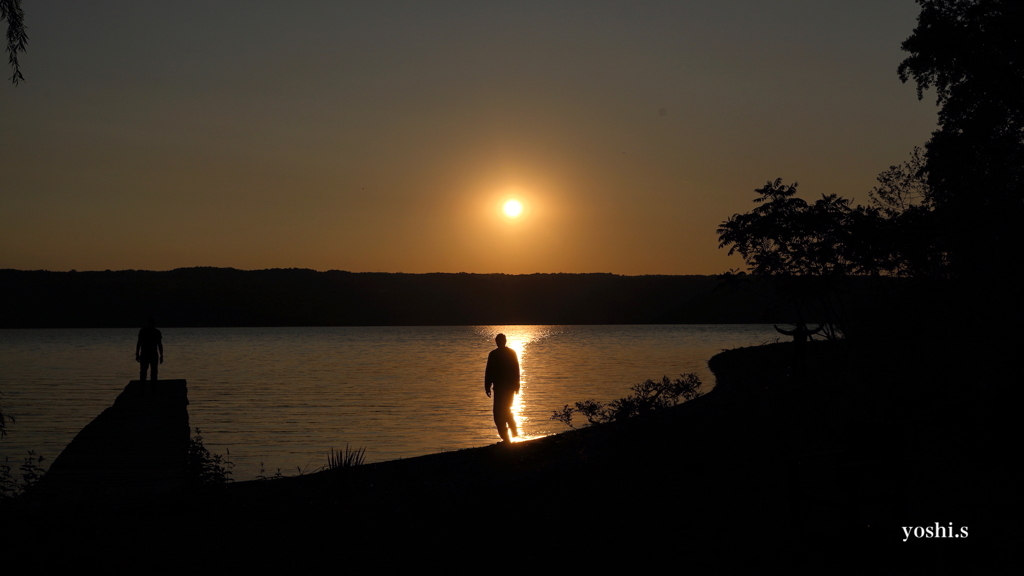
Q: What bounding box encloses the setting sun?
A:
[503,199,523,218]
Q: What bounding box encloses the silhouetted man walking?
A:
[136,317,163,381]
[484,333,520,443]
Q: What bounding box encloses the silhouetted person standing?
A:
[484,333,520,443]
[136,317,163,382]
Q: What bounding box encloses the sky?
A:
[1,1,939,275]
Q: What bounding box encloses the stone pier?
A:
[30,380,190,504]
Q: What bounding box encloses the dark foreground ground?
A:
[6,341,1012,571]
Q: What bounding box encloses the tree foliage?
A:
[1,0,27,85]
[869,147,930,217]
[898,0,1024,273]
[721,1,1022,281]
[716,165,946,341]
[718,170,945,280]
[868,148,948,277]
[718,179,910,277]
[718,179,847,276]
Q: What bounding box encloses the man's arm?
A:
[135,331,142,360]
[513,352,521,394]
[158,339,164,364]
[484,354,493,397]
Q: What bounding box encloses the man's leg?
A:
[493,388,514,442]
[141,357,158,381]
[493,404,510,442]
[506,397,518,438]
[493,387,517,442]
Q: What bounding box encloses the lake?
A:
[0,324,780,479]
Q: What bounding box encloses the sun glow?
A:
[503,199,523,218]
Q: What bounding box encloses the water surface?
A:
[0,325,779,479]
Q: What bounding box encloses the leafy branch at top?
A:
[1,0,28,85]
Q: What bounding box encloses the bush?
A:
[551,374,704,428]
[0,451,46,502]
[187,428,234,487]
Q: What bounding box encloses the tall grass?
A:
[326,444,366,470]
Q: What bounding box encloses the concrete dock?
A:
[29,380,190,505]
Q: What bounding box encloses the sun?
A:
[503,199,523,218]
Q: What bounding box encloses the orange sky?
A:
[1,1,938,275]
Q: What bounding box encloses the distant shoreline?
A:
[1,267,891,328]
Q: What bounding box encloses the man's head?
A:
[495,333,507,347]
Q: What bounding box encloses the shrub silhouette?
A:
[187,428,233,488]
[0,451,45,502]
[551,374,704,428]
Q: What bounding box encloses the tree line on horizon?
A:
[0,268,846,328]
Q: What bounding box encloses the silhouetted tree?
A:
[717,177,934,340]
[1,0,27,85]
[870,147,930,217]
[717,179,899,277]
[866,148,947,277]
[717,1,1024,342]
[717,165,949,281]
[717,180,857,339]
[899,0,1024,276]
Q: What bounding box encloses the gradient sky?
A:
[1,1,939,274]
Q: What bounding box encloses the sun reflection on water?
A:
[478,325,561,438]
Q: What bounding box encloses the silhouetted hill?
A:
[2,268,836,328]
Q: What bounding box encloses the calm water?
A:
[0,325,779,479]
